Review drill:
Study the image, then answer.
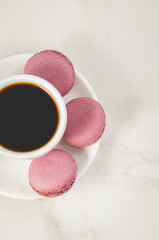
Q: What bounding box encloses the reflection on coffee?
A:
[0,83,59,152]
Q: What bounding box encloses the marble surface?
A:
[0,0,159,239]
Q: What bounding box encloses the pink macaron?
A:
[64,97,106,147]
[24,50,75,96]
[28,149,77,197]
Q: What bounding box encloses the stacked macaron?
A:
[24,50,75,96]
[64,97,105,147]
[24,50,106,197]
[28,149,77,197]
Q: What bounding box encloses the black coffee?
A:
[0,83,59,152]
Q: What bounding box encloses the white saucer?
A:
[0,54,101,199]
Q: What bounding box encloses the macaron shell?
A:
[24,50,75,96]
[64,97,106,147]
[28,149,77,197]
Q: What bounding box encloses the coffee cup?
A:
[0,74,67,159]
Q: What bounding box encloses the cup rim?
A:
[0,74,67,159]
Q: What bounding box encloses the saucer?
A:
[0,54,101,199]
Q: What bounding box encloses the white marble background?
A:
[0,0,159,239]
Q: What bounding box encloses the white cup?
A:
[0,74,67,159]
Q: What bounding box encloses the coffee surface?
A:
[0,83,59,152]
